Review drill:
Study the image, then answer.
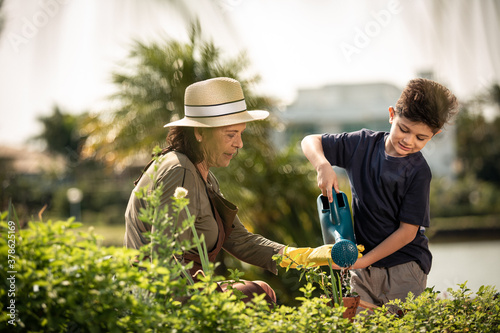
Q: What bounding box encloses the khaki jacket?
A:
[124,151,284,274]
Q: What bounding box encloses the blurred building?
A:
[0,145,66,175]
[279,82,456,178]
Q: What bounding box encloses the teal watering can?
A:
[317,191,358,268]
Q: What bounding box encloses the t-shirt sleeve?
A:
[398,167,431,228]
[321,131,364,168]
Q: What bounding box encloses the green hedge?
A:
[1,214,499,332]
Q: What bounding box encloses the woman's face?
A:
[199,123,246,168]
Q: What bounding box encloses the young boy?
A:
[301,78,459,308]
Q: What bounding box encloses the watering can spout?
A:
[317,191,358,268]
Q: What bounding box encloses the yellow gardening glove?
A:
[279,245,333,268]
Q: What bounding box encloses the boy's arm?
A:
[349,222,419,269]
[301,134,340,202]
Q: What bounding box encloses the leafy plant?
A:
[356,284,500,332]
[2,148,499,331]
[1,208,500,331]
[0,151,227,331]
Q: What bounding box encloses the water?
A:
[427,240,500,296]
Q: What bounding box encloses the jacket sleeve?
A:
[223,215,285,275]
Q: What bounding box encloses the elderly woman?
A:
[125,77,331,305]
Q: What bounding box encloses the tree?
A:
[25,106,132,225]
[1,106,82,223]
[81,21,275,168]
[31,106,84,164]
[456,84,500,186]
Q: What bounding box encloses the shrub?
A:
[1,159,499,331]
[2,217,499,332]
[356,285,500,332]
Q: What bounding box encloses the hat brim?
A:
[164,110,269,128]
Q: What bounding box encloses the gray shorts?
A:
[350,261,427,309]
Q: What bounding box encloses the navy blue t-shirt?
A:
[322,129,432,274]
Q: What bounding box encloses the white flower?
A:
[174,187,188,199]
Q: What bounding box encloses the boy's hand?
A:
[316,162,339,202]
[300,134,339,201]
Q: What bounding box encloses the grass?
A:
[428,214,500,242]
[80,223,125,247]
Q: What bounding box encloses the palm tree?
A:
[81,21,275,168]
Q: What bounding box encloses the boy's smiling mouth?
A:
[398,142,411,152]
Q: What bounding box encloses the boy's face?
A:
[385,107,438,157]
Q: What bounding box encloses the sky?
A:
[0,0,499,147]
[227,0,415,100]
[227,0,499,102]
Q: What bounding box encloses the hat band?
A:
[185,99,247,118]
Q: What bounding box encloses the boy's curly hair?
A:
[395,78,459,133]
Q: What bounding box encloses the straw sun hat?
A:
[164,77,269,128]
